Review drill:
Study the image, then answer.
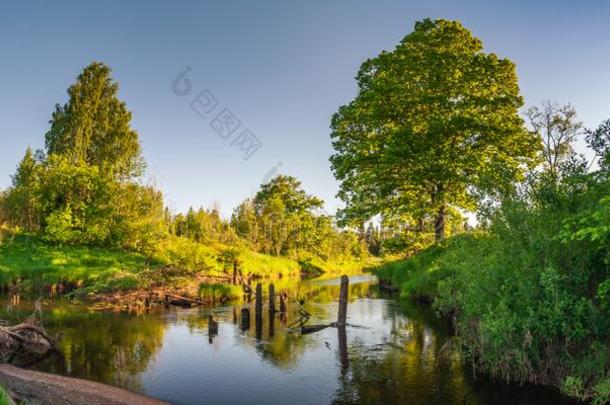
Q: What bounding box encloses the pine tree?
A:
[45,62,145,180]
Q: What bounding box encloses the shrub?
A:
[375,172,610,402]
[198,283,241,302]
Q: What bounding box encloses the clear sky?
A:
[1,0,609,217]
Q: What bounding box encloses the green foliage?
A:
[198,283,242,302]
[239,250,300,279]
[330,19,540,241]
[4,147,41,231]
[171,206,235,245]
[43,206,81,244]
[45,62,145,179]
[149,236,217,273]
[109,183,168,254]
[375,165,610,402]
[526,101,582,180]
[0,233,150,293]
[3,63,167,253]
[298,257,325,278]
[587,119,610,173]
[230,175,367,264]
[0,385,10,405]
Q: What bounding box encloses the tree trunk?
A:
[434,204,446,243]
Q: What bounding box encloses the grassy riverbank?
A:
[374,229,610,404]
[0,232,371,300]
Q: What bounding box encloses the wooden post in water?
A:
[255,283,263,339]
[208,314,218,336]
[337,275,349,326]
[269,284,276,315]
[279,292,286,313]
[240,308,250,331]
[338,325,349,374]
[255,283,263,318]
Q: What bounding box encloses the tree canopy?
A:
[3,62,166,251]
[330,19,540,241]
[45,62,145,181]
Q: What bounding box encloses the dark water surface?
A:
[1,275,578,404]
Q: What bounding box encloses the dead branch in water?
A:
[0,312,56,366]
[165,293,206,307]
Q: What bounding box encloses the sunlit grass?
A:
[198,282,242,302]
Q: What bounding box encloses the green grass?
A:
[0,385,11,405]
[0,232,371,298]
[373,233,484,301]
[240,250,301,279]
[198,282,242,302]
[0,233,151,293]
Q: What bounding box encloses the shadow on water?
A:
[0,275,580,405]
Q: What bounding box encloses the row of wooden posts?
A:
[208,275,350,335]
[208,275,350,372]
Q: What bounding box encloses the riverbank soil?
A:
[0,364,169,405]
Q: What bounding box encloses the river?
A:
[0,274,578,404]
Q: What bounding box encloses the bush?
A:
[375,172,610,402]
[198,283,241,302]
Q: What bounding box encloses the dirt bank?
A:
[0,364,169,405]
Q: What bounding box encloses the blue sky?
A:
[1,0,609,217]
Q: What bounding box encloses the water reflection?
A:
[0,275,578,405]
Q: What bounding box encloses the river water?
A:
[0,274,578,404]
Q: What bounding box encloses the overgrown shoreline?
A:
[0,232,373,309]
[374,229,610,404]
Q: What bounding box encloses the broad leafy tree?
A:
[330,19,540,242]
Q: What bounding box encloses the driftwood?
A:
[88,290,165,313]
[300,324,330,335]
[165,293,206,307]
[0,313,56,366]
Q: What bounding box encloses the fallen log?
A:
[0,363,169,405]
[300,324,330,335]
[0,314,55,365]
[165,293,206,307]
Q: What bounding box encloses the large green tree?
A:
[5,62,167,250]
[330,19,540,242]
[45,62,145,180]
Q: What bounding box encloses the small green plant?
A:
[592,378,610,405]
[561,376,585,401]
[0,385,11,405]
[198,283,241,302]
